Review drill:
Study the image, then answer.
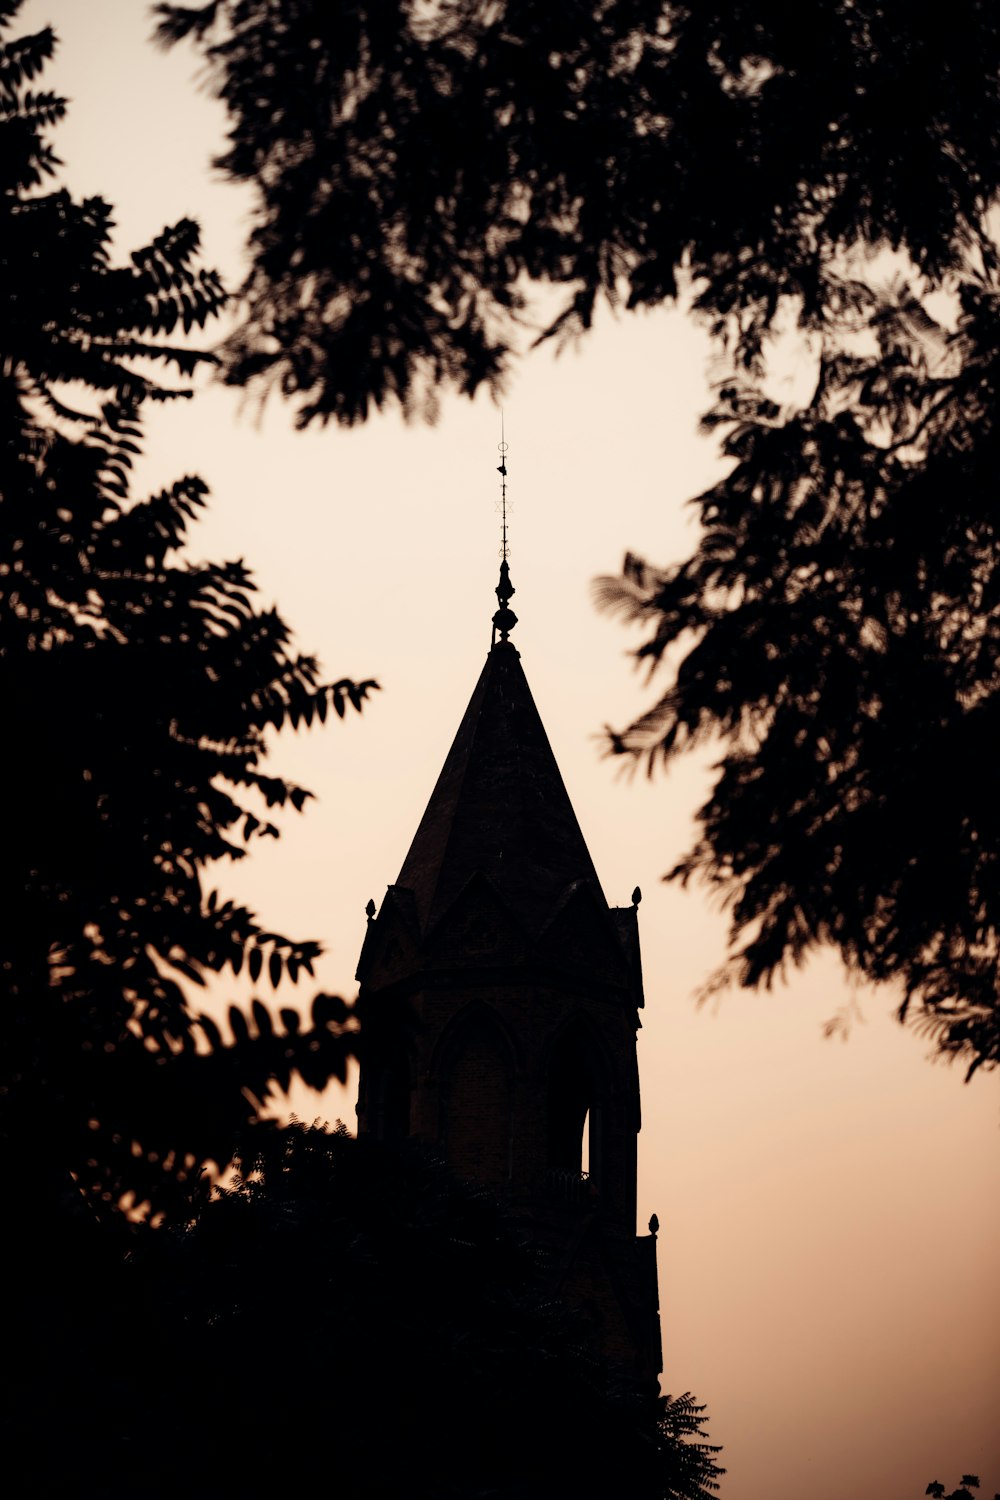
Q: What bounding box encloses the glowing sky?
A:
[23,3,1000,1494]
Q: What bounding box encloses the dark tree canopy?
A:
[156,0,1000,1077]
[924,1478,997,1500]
[1,5,375,1226]
[9,1123,724,1500]
[155,0,1000,423]
[597,278,1000,1078]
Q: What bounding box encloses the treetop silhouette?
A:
[596,277,1000,1078]
[1,1,376,1225]
[155,0,1000,422]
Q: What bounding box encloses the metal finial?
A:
[497,409,510,563]
[492,415,518,645]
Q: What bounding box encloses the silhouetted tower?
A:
[356,471,661,1384]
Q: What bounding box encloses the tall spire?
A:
[392,640,606,936]
[492,417,517,645]
[357,453,659,1392]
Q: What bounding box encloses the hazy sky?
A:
[22,3,1000,1495]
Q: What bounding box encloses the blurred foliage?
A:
[1,1,376,1228]
[596,277,1000,1078]
[925,1477,997,1500]
[154,0,999,423]
[9,1122,725,1499]
[155,1,1000,1077]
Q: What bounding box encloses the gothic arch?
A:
[545,1013,614,1189]
[434,1002,516,1186]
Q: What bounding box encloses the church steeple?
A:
[356,451,661,1386]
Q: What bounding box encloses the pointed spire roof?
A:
[395,641,606,937]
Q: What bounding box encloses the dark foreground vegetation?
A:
[1,8,721,1493]
[2,4,374,1230]
[4,0,997,1490]
[11,1124,723,1499]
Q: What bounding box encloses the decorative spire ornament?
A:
[492,418,518,645]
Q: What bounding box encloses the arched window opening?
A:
[547,1031,603,1191]
[442,1017,513,1185]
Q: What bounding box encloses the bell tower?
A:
[356,464,661,1385]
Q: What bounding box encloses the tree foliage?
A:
[1,3,376,1226]
[155,0,1000,423]
[925,1476,997,1500]
[597,276,1000,1077]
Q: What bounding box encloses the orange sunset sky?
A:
[22,3,1000,1495]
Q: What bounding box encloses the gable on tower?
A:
[536,878,635,987]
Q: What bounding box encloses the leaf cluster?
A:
[1,2,377,1225]
[154,0,1000,424]
[925,1477,997,1500]
[597,274,1000,1076]
[2,15,224,416]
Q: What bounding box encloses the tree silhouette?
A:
[596,279,1000,1078]
[155,1,1000,1074]
[925,1476,997,1500]
[154,0,999,424]
[1,3,375,1229]
[11,1122,724,1500]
